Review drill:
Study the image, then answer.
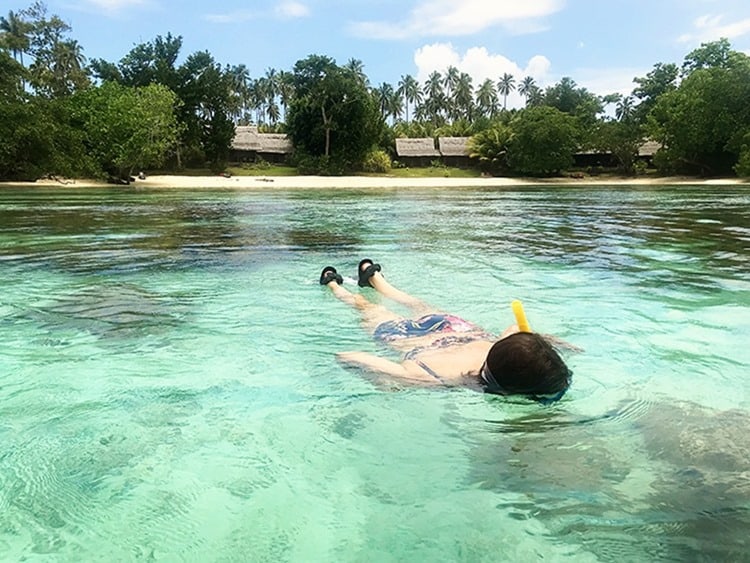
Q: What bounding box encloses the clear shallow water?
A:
[0,185,748,561]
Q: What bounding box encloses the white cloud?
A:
[204,10,256,24]
[413,43,552,109]
[573,67,646,98]
[350,0,564,40]
[275,1,310,18]
[206,2,309,24]
[78,0,148,13]
[678,13,750,43]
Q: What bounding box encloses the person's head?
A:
[479,332,571,402]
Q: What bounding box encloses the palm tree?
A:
[228,64,250,123]
[615,95,634,122]
[443,66,460,119]
[276,70,294,123]
[375,82,396,121]
[48,39,87,96]
[497,72,516,110]
[519,76,536,105]
[423,71,446,126]
[344,58,368,87]
[475,78,498,118]
[0,10,30,66]
[453,72,474,121]
[388,89,403,124]
[526,85,543,107]
[397,74,420,123]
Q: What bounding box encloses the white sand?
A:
[2,174,746,189]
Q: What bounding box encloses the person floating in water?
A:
[319,259,572,403]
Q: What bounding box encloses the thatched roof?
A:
[638,140,661,157]
[233,125,262,151]
[395,138,439,157]
[232,126,292,154]
[259,134,293,154]
[439,137,470,157]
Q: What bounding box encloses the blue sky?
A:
[12,0,750,107]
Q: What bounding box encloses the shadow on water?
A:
[13,282,190,343]
[467,399,750,562]
[458,186,750,291]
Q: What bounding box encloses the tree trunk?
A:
[321,104,331,157]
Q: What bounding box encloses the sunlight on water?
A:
[1,185,749,561]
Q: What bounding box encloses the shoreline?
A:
[0,174,747,189]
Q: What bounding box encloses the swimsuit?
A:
[374,313,485,343]
[374,314,492,384]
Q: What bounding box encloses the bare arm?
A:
[336,351,441,387]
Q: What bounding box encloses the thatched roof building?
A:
[233,125,263,152]
[258,134,293,154]
[231,126,293,162]
[395,138,440,157]
[638,140,661,157]
[438,137,470,157]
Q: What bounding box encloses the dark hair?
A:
[481,332,571,400]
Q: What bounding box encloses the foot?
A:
[320,266,344,285]
[357,258,382,287]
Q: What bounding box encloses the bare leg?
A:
[362,264,436,316]
[325,279,403,332]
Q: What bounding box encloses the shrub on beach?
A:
[361,150,392,173]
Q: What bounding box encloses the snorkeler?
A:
[319,260,572,403]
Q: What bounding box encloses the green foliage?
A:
[648,44,750,175]
[734,134,750,177]
[506,106,581,176]
[591,120,643,174]
[632,63,678,121]
[22,2,90,97]
[91,35,234,170]
[71,82,180,178]
[361,149,391,173]
[543,77,603,122]
[293,152,348,176]
[468,125,512,173]
[287,54,384,172]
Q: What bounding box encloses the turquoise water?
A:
[1,185,749,561]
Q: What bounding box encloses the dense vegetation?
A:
[2,2,750,180]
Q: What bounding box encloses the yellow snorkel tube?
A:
[511,300,532,333]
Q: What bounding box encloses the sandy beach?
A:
[1,174,746,189]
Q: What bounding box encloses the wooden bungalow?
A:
[230,126,293,164]
[395,138,440,167]
[438,137,472,168]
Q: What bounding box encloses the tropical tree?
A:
[397,74,420,123]
[615,95,635,122]
[72,81,180,178]
[475,78,498,118]
[497,72,515,110]
[227,63,250,123]
[468,124,512,173]
[179,50,235,168]
[591,119,643,174]
[443,66,460,101]
[23,2,89,97]
[375,82,395,121]
[344,57,368,87]
[421,71,446,126]
[287,54,382,170]
[0,9,30,66]
[507,106,581,176]
[518,76,536,106]
[681,37,734,76]
[648,42,750,175]
[453,72,474,121]
[632,62,678,123]
[276,69,294,122]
